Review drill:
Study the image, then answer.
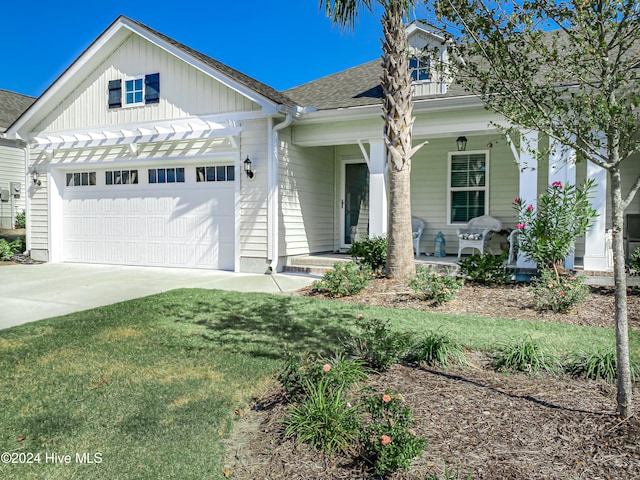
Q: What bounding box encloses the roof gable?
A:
[8,16,296,137]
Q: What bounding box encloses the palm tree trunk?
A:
[381,1,416,279]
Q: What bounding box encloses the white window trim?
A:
[123,75,145,107]
[447,149,490,226]
[410,57,431,83]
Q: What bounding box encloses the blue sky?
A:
[0,1,414,98]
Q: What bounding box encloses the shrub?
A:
[457,251,511,285]
[360,390,427,477]
[410,267,463,304]
[284,378,361,455]
[312,261,372,297]
[514,180,597,272]
[564,348,639,383]
[410,330,467,367]
[529,269,590,313]
[0,239,13,261]
[14,210,26,229]
[628,247,640,276]
[349,235,387,274]
[492,336,559,374]
[344,315,412,372]
[278,351,368,400]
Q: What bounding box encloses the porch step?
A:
[283,254,352,276]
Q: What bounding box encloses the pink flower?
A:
[559,291,565,297]
[382,394,392,403]
[548,283,554,288]
[323,364,331,372]
[516,223,526,230]
[527,204,534,212]
[381,435,392,446]
[357,314,363,319]
[514,197,521,204]
[551,181,563,189]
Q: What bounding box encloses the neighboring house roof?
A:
[284,59,469,111]
[0,89,35,133]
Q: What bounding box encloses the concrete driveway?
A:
[0,263,316,330]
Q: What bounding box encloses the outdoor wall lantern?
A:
[456,136,468,152]
[31,168,41,186]
[243,156,254,179]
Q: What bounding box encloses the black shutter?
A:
[108,79,122,109]
[144,73,160,104]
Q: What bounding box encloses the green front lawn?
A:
[0,289,637,479]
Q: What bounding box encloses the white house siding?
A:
[0,142,25,229]
[33,32,259,134]
[278,129,335,257]
[410,135,519,255]
[238,118,269,272]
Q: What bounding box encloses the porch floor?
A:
[284,252,627,287]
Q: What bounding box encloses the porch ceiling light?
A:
[456,136,468,152]
[243,156,254,179]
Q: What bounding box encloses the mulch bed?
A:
[223,279,640,479]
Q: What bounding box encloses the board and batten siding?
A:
[33,32,260,134]
[279,129,334,256]
[0,143,25,229]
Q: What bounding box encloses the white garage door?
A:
[61,165,235,270]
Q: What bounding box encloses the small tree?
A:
[514,180,597,279]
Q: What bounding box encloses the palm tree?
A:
[320,0,422,279]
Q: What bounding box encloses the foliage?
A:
[514,181,597,274]
[434,0,640,417]
[0,239,13,260]
[360,390,428,477]
[278,351,368,400]
[493,336,559,374]
[284,378,361,455]
[410,267,463,304]
[564,348,639,384]
[410,329,467,367]
[529,269,590,313]
[344,315,412,372]
[457,251,511,285]
[628,247,640,276]
[349,235,387,274]
[424,467,474,480]
[14,209,26,229]
[312,261,372,297]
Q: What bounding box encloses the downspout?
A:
[268,109,293,272]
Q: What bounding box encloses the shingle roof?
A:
[0,89,35,132]
[284,59,469,110]
[128,17,297,108]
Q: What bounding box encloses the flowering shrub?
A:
[360,390,427,477]
[313,261,372,297]
[457,251,511,285]
[278,351,368,400]
[529,268,590,313]
[514,180,596,275]
[410,267,463,304]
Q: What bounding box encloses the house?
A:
[0,89,35,228]
[3,16,635,272]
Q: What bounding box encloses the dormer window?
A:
[410,57,430,82]
[108,73,160,109]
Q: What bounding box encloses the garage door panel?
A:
[62,179,235,270]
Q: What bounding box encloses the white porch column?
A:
[548,137,577,269]
[583,160,610,271]
[368,140,387,237]
[516,130,539,269]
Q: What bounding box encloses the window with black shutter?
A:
[108,79,122,109]
[108,73,160,108]
[144,73,160,104]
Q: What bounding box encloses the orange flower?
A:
[381,435,392,445]
[382,394,392,403]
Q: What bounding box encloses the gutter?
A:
[267,107,293,272]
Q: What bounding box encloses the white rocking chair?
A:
[412,216,426,258]
[456,215,502,258]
